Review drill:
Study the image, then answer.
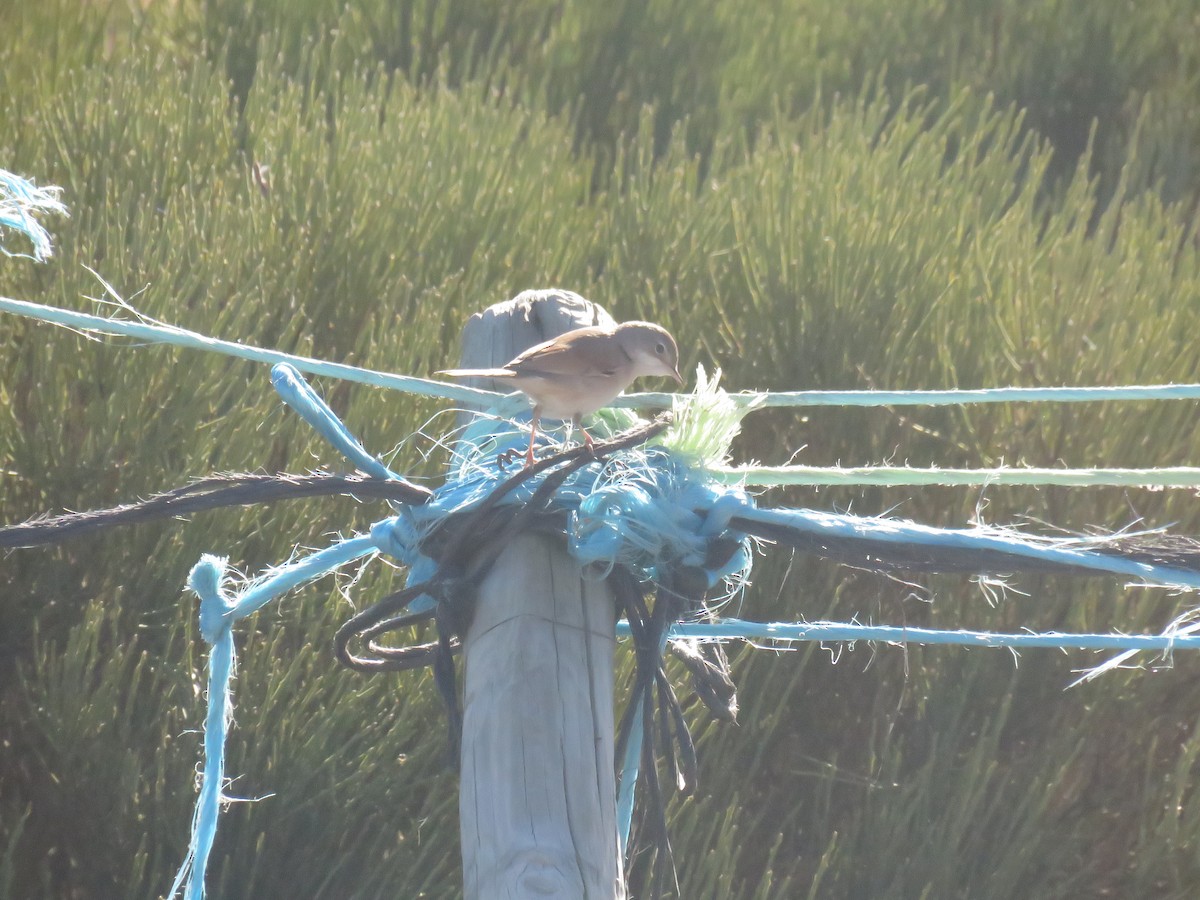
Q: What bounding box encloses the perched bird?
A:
[439,321,683,467]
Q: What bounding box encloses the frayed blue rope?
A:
[571,457,752,587]
[168,557,235,900]
[0,170,67,262]
[634,383,1200,409]
[363,445,754,594]
[169,540,378,900]
[737,504,1200,590]
[622,620,1200,651]
[615,629,670,858]
[271,364,406,483]
[0,295,500,407]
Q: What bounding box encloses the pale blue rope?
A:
[0,296,497,407]
[169,539,378,900]
[611,616,1200,853]
[616,700,641,858]
[270,363,407,482]
[614,630,671,858]
[632,383,1200,409]
[620,620,1200,651]
[0,170,67,261]
[727,503,1200,590]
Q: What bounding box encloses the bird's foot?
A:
[495,445,541,470]
[495,447,526,470]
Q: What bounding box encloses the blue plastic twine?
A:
[0,169,67,261]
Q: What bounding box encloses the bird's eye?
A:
[655,343,666,355]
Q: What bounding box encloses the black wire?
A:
[334,582,442,672]
[0,472,433,548]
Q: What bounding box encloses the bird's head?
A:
[616,321,683,385]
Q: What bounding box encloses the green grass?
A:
[3,0,1200,897]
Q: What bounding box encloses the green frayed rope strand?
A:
[712,465,1200,488]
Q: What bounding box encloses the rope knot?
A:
[187,555,235,644]
[370,510,426,564]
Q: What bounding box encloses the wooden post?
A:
[454,290,627,899]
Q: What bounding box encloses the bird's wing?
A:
[507,327,624,378]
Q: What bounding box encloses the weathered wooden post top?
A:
[451,289,627,900]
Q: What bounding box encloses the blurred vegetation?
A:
[3,0,1200,897]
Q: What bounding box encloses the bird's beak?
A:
[671,367,683,385]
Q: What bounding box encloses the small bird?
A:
[439,321,683,467]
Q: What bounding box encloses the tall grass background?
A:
[2,0,1200,896]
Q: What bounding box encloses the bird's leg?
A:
[574,415,596,456]
[524,409,541,468]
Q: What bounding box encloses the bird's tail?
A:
[436,368,514,379]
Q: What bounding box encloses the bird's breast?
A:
[512,371,627,420]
